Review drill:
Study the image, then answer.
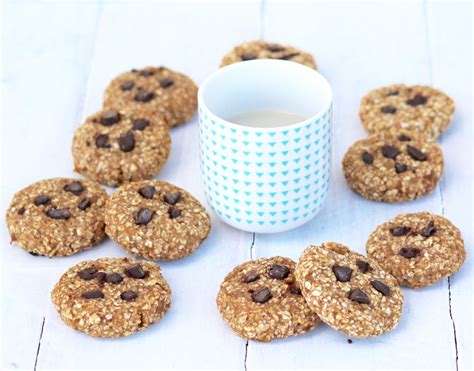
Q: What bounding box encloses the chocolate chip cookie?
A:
[51,257,171,337]
[359,84,455,141]
[216,257,320,342]
[342,130,444,203]
[6,178,107,257]
[103,66,197,128]
[220,40,317,69]
[295,243,403,338]
[366,212,466,289]
[72,109,171,187]
[105,180,211,261]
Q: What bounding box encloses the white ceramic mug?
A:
[198,59,332,233]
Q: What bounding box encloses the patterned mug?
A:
[198,59,332,233]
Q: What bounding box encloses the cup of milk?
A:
[198,59,332,233]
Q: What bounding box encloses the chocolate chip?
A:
[390,226,411,236]
[78,197,92,211]
[407,145,427,161]
[138,186,156,199]
[34,195,50,206]
[120,80,135,91]
[268,264,290,280]
[361,151,374,165]
[355,260,371,273]
[267,44,284,52]
[163,192,181,205]
[279,52,300,60]
[135,208,153,225]
[64,181,84,195]
[348,289,370,304]
[82,290,104,299]
[406,94,427,106]
[168,206,181,219]
[347,339,353,344]
[395,163,408,173]
[332,265,353,282]
[289,282,302,295]
[78,268,97,280]
[159,77,174,88]
[106,272,124,284]
[398,134,412,142]
[95,271,106,283]
[132,119,150,131]
[370,280,391,296]
[381,105,397,114]
[251,287,272,303]
[119,131,135,152]
[100,111,121,126]
[387,90,399,96]
[125,264,146,279]
[139,70,154,77]
[421,221,436,237]
[46,208,71,220]
[399,247,421,259]
[381,145,400,159]
[95,134,111,148]
[121,291,138,301]
[241,53,257,61]
[245,272,260,283]
[134,90,155,102]
[18,207,25,215]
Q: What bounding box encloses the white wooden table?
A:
[1,1,472,370]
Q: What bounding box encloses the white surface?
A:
[0,0,472,370]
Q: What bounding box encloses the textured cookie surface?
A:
[295,243,403,338]
[359,84,455,141]
[366,212,466,288]
[103,66,197,128]
[105,180,211,261]
[342,130,444,203]
[220,40,317,69]
[72,109,170,186]
[6,178,107,257]
[216,256,320,342]
[51,257,171,337]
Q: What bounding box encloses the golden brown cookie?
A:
[366,212,466,289]
[342,130,444,203]
[220,40,317,69]
[295,243,404,338]
[105,180,211,261]
[6,178,107,257]
[103,66,197,128]
[72,109,171,187]
[359,84,455,141]
[51,257,171,337]
[216,257,320,342]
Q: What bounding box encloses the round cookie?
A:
[366,212,466,289]
[103,66,197,128]
[295,243,403,338]
[216,256,320,342]
[6,178,107,257]
[51,257,171,337]
[342,130,444,203]
[220,40,317,69]
[72,109,171,187]
[105,180,211,261]
[359,84,455,141]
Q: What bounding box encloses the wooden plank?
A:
[247,0,457,369]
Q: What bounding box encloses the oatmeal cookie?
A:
[359,84,455,141]
[216,256,320,342]
[103,66,197,128]
[295,243,404,338]
[220,40,317,69]
[51,257,171,337]
[342,130,444,203]
[72,109,171,187]
[366,212,466,288]
[6,178,107,257]
[105,180,211,261]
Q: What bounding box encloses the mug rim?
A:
[198,59,333,132]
